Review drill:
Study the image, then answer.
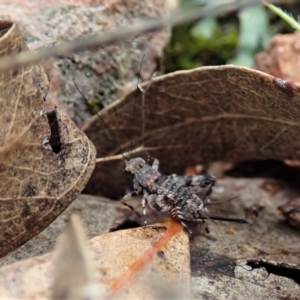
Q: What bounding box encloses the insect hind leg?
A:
[179,217,211,237]
[173,206,211,237]
[171,207,194,237]
[178,219,193,237]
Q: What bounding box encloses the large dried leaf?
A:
[0,21,96,258]
[83,65,300,198]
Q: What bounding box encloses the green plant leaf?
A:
[191,17,218,39]
[229,4,271,67]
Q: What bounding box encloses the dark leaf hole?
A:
[109,220,141,232]
[46,110,62,154]
[247,260,300,285]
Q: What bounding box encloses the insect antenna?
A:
[73,80,127,162]
[203,199,248,224]
[136,56,156,164]
[128,54,145,159]
[83,55,154,164]
[205,195,240,206]
[207,216,248,224]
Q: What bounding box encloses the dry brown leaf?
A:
[255,32,300,83]
[0,21,96,258]
[82,65,300,198]
[0,220,190,299]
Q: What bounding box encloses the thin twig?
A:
[95,144,185,163]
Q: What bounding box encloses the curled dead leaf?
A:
[255,32,300,83]
[83,65,300,198]
[0,21,96,258]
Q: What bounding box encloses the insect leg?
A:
[179,219,193,237]
[141,193,149,228]
[121,191,141,218]
[203,182,214,205]
[202,219,210,234]
[180,216,210,237]
[170,207,193,236]
[151,158,159,171]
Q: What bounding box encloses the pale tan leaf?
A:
[52,214,105,300]
[0,221,190,299]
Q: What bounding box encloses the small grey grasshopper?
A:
[75,59,247,236]
[123,157,247,235]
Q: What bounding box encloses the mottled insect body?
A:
[123,157,246,235]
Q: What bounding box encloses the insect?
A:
[123,156,247,235]
[75,60,247,236]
